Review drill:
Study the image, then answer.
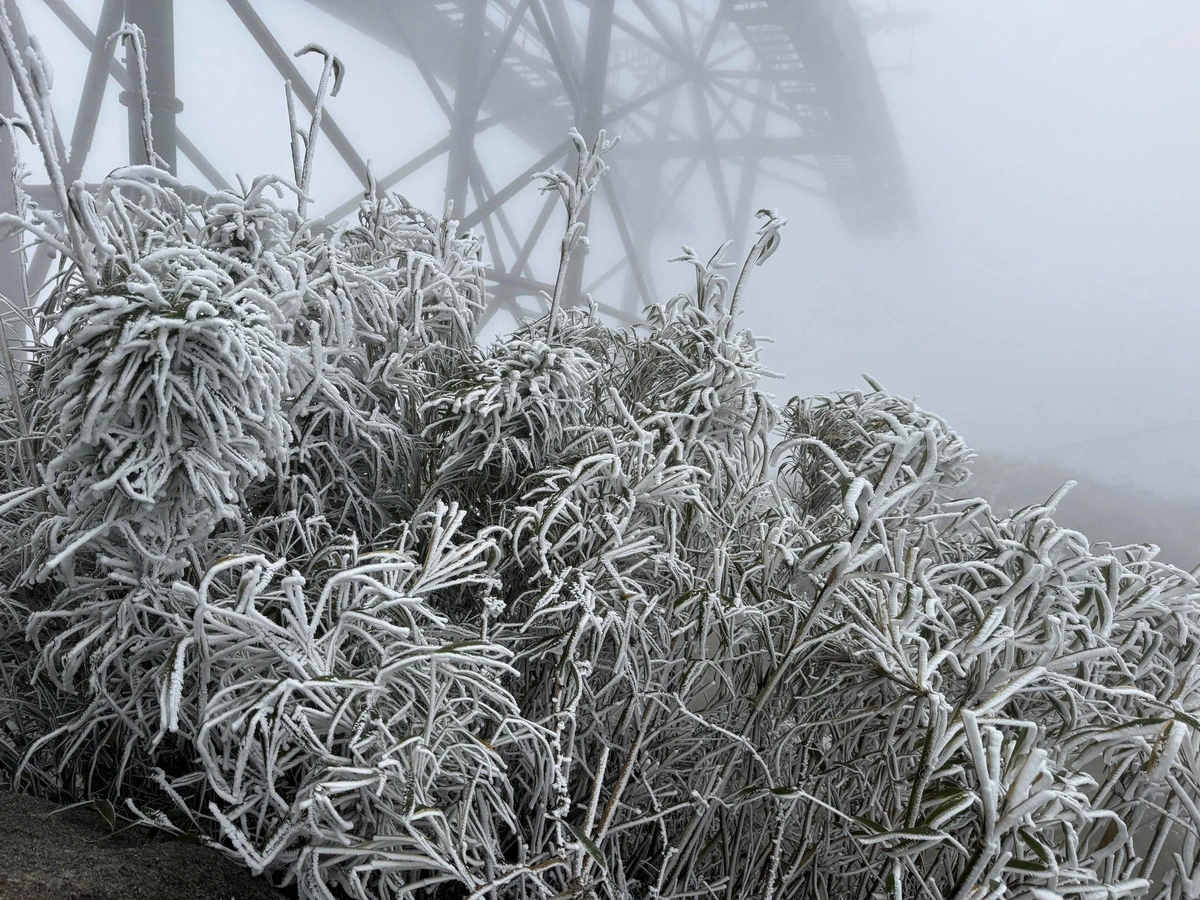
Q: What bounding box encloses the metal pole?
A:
[65,0,124,185]
[562,0,614,308]
[0,48,25,355]
[446,0,487,221]
[122,0,179,173]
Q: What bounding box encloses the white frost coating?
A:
[162,635,193,737]
[0,10,1198,900]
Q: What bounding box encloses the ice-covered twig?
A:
[533,127,618,338]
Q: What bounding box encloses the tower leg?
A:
[561,0,614,309]
[0,48,26,365]
[122,0,179,173]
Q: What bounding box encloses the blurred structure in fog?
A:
[0,0,915,327]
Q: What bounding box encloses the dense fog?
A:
[768,0,1200,511]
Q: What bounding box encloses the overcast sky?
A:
[16,0,1200,499]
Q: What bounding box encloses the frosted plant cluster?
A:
[2,12,1200,900]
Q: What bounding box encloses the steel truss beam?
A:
[298,0,915,321]
[1,0,915,328]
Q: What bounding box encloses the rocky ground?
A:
[0,790,293,900]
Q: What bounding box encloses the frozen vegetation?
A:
[3,15,1200,900]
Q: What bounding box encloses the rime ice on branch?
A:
[0,8,1198,900]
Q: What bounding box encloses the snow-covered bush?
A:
[31,172,294,587]
[2,11,1200,900]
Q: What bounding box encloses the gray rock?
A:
[0,790,294,900]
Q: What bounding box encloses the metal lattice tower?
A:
[0,0,917,326]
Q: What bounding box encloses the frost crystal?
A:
[0,11,1198,900]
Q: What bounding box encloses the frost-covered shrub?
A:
[2,12,1200,900]
[148,506,542,899]
[266,191,486,534]
[31,188,293,586]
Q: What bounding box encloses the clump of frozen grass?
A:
[2,8,1200,900]
[32,173,294,587]
[148,505,542,899]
